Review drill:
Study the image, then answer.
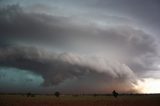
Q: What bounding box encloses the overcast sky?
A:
[0,0,160,94]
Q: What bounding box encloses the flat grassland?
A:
[0,94,160,106]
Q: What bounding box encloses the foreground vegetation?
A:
[0,94,160,106]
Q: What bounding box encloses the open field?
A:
[0,94,160,106]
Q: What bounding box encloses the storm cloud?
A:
[0,1,160,93]
[0,45,137,93]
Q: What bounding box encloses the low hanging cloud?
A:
[0,4,160,93]
[0,46,137,93]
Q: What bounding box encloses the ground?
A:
[0,94,160,106]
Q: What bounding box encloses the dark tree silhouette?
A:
[27,92,31,97]
[112,90,118,98]
[93,94,98,97]
[54,91,60,97]
[27,92,35,97]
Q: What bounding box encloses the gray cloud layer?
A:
[0,4,160,93]
[0,46,137,93]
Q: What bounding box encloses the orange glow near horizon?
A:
[133,78,160,94]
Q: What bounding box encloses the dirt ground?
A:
[0,94,160,106]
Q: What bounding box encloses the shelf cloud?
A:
[0,0,160,93]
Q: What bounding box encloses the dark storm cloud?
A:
[0,5,71,43]
[0,5,158,55]
[0,5,159,75]
[0,45,137,92]
[0,4,103,48]
[90,0,160,34]
[0,4,160,93]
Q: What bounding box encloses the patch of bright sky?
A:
[133,78,160,93]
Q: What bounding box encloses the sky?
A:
[0,0,160,94]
